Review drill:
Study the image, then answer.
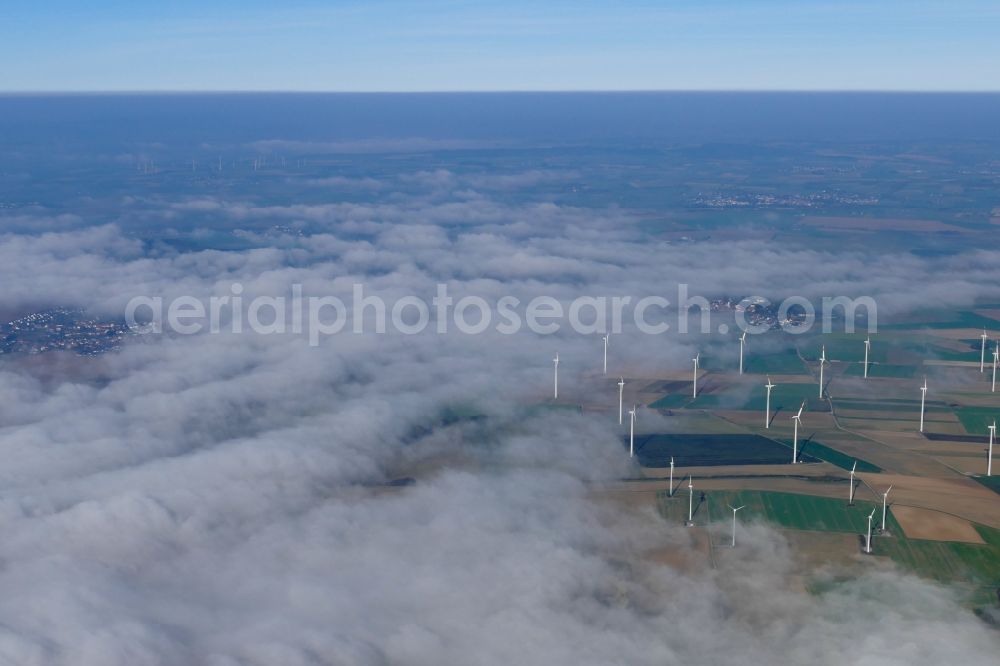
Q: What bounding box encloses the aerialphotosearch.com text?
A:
[124,283,877,346]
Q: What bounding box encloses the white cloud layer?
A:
[0,177,998,664]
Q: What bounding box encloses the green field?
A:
[739,382,825,412]
[955,406,999,434]
[897,339,980,362]
[743,348,808,375]
[700,490,891,533]
[842,363,918,378]
[882,310,1000,331]
[799,337,889,364]
[832,398,950,413]
[973,475,1000,496]
[874,526,1000,606]
[670,489,1000,606]
[774,439,882,473]
[649,394,691,409]
[651,381,825,412]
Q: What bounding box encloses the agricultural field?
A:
[666,489,1000,606]
[694,489,892,534]
[842,363,917,378]
[634,315,1000,612]
[882,310,1000,331]
[651,380,827,412]
[975,476,1000,495]
[742,348,809,375]
[955,406,999,434]
[631,433,819,467]
[875,526,1000,606]
[775,439,882,472]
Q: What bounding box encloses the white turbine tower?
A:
[686,476,694,526]
[865,507,877,554]
[628,405,637,458]
[993,343,998,393]
[729,504,746,548]
[919,377,927,433]
[602,334,609,375]
[791,401,805,464]
[863,336,871,379]
[618,377,625,425]
[818,345,826,398]
[692,353,700,399]
[848,461,857,505]
[765,376,775,429]
[553,353,559,400]
[669,456,675,497]
[988,421,995,477]
[739,330,747,375]
[982,329,989,373]
[881,485,893,533]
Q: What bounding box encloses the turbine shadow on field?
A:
[769,406,783,427]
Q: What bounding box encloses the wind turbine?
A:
[791,401,805,464]
[818,345,826,398]
[993,343,998,393]
[919,377,927,433]
[628,405,637,458]
[692,353,700,398]
[739,331,747,375]
[686,476,694,526]
[765,376,775,429]
[989,421,995,477]
[848,461,857,505]
[863,336,871,379]
[553,353,559,400]
[618,377,625,425]
[865,507,877,554]
[669,456,675,497]
[729,504,746,548]
[602,334,609,375]
[881,485,893,533]
[981,329,989,373]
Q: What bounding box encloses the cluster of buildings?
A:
[711,297,787,330]
[0,308,130,357]
[691,191,878,209]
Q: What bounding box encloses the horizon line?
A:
[2,89,1000,96]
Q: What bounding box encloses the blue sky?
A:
[3,0,999,91]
